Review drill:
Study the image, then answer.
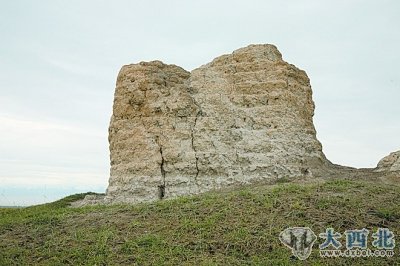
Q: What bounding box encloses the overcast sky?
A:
[1,0,399,205]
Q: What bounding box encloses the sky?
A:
[0,0,399,206]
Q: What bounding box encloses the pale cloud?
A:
[0,114,105,158]
[0,114,109,197]
[0,169,105,189]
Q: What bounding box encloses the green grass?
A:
[0,179,399,265]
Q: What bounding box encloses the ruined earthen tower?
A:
[104,44,330,204]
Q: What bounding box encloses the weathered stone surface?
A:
[70,194,105,207]
[376,151,400,172]
[103,44,330,204]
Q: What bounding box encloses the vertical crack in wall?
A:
[155,136,166,199]
[188,75,204,182]
[191,101,202,181]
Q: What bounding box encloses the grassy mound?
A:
[0,179,399,265]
